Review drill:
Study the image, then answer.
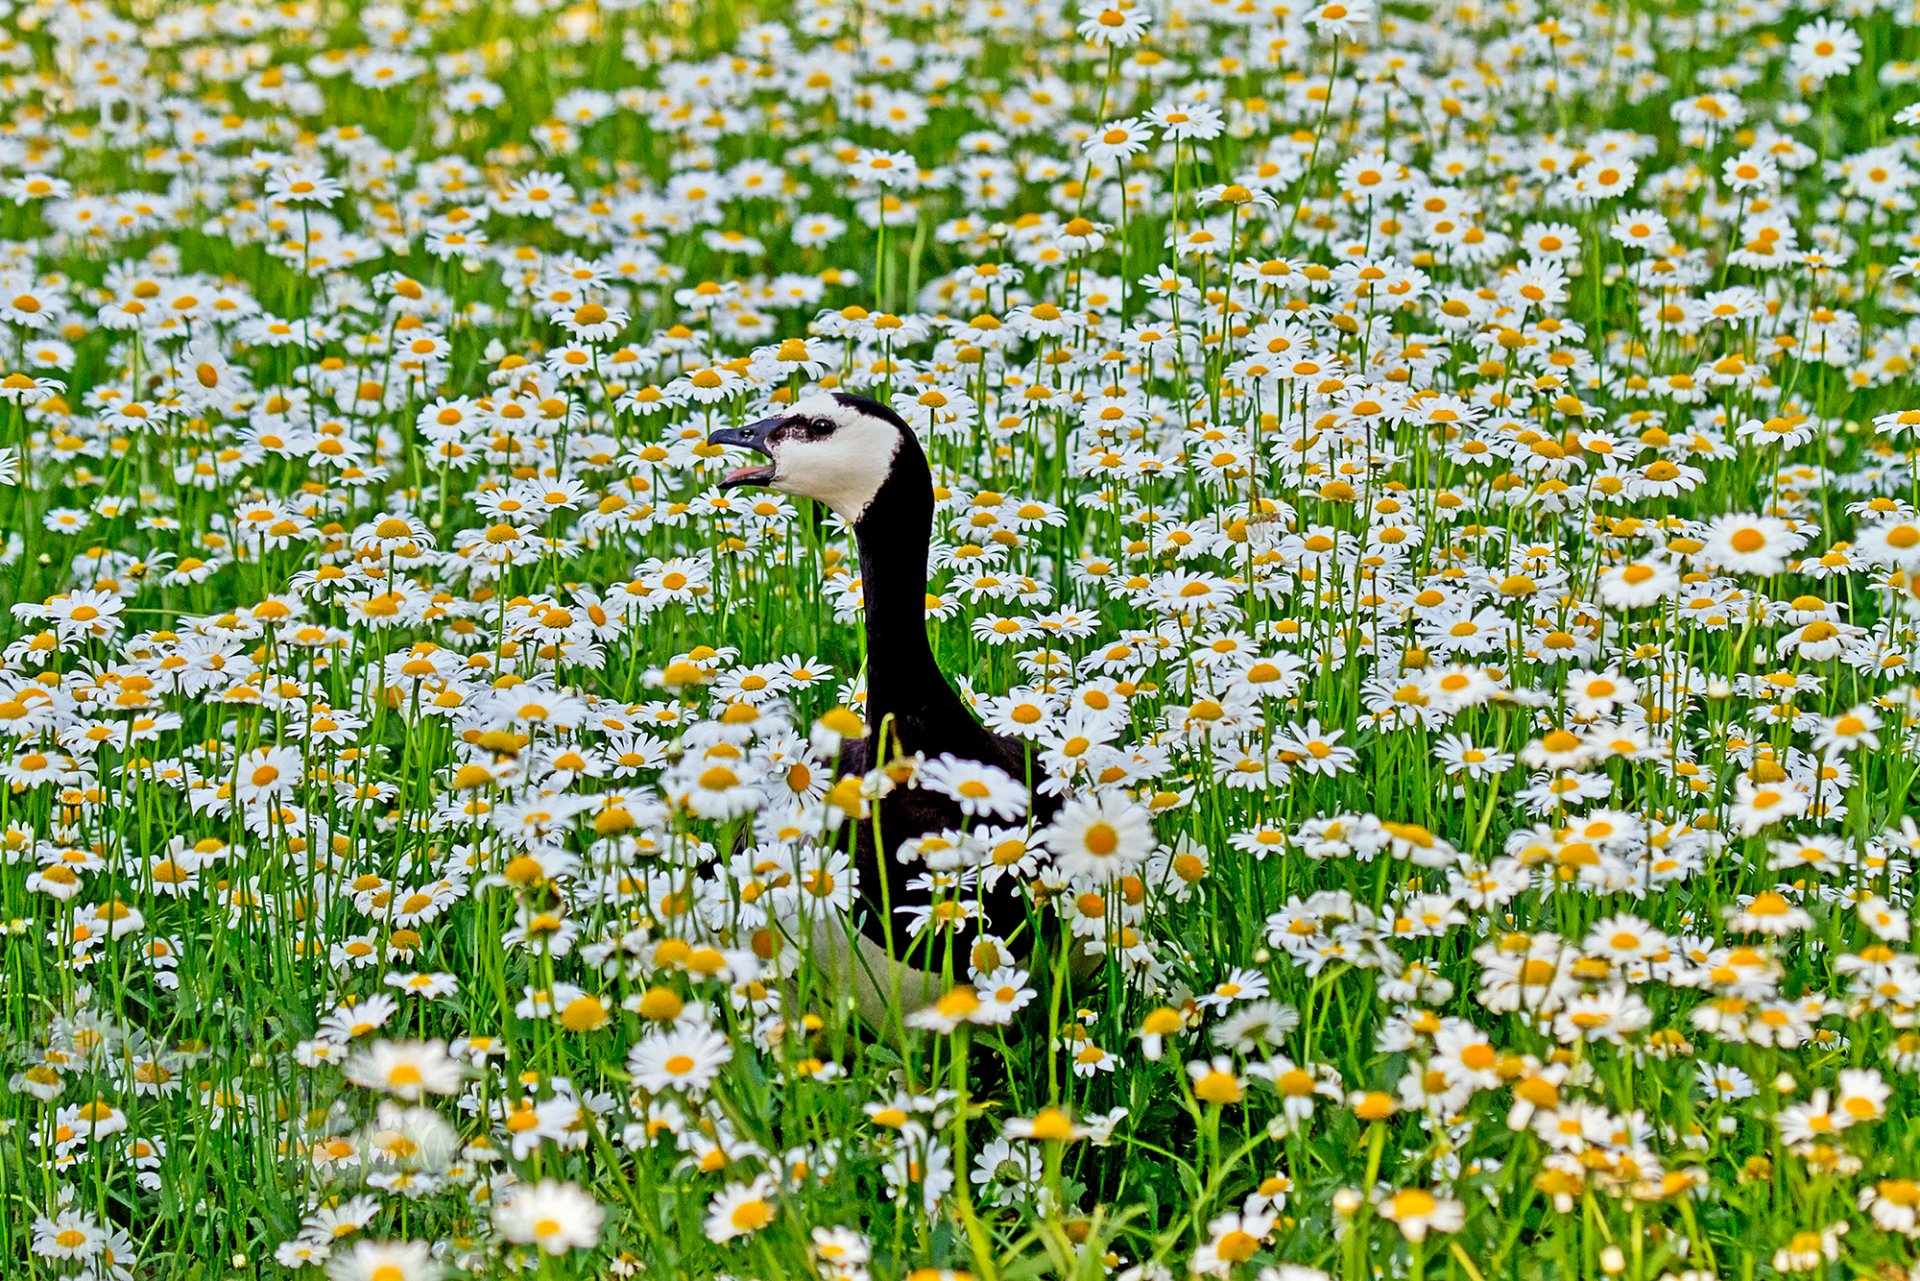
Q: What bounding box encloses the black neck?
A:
[852,438,978,755]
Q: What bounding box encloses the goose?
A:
[709,391,1061,1026]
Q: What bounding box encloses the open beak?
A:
[708,417,782,489]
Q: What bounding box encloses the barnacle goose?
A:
[710,391,1061,1027]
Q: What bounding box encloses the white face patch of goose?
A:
[765,395,901,524]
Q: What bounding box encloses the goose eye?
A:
[781,417,835,442]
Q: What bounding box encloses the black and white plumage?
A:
[709,392,1059,1024]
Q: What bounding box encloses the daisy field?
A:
[3,0,1920,1278]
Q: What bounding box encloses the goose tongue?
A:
[719,463,777,488]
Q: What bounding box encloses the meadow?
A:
[4,0,1920,1276]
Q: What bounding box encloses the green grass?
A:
[1,0,1920,1278]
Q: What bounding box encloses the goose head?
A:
[708,392,918,526]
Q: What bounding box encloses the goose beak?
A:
[709,417,781,489]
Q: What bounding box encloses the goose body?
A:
[711,392,1058,1025]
